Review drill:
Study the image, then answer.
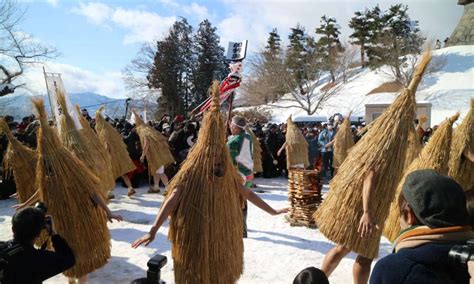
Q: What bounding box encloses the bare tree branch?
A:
[0,1,58,90]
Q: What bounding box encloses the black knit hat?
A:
[402,169,469,228]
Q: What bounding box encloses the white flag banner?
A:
[129,111,137,125]
[44,73,82,133]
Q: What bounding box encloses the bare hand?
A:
[468,261,474,280]
[357,212,379,239]
[12,202,27,211]
[107,213,123,223]
[131,233,155,248]
[140,156,145,163]
[273,208,289,215]
[277,150,281,157]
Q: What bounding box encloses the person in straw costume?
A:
[277,116,309,169]
[448,100,474,225]
[16,99,122,284]
[403,124,423,169]
[95,106,137,196]
[74,105,116,199]
[332,112,355,174]
[132,81,287,284]
[246,125,263,174]
[448,99,474,192]
[0,118,37,202]
[54,90,109,200]
[383,113,459,243]
[131,109,175,195]
[313,52,432,284]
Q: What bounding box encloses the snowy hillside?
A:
[242,45,474,127]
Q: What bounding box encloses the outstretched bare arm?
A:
[238,185,288,215]
[131,187,183,248]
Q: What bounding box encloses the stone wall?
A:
[447,3,474,46]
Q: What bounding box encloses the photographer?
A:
[1,206,75,283]
[370,170,474,283]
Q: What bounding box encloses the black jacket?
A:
[370,242,469,284]
[2,234,75,284]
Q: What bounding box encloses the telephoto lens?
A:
[448,239,474,265]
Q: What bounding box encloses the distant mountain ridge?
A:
[0,92,156,120]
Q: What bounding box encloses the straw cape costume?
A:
[283,116,309,169]
[132,111,174,176]
[165,83,244,283]
[332,114,355,169]
[404,125,423,169]
[448,99,474,191]
[32,99,111,278]
[383,113,459,242]
[0,118,37,203]
[55,91,108,198]
[95,107,136,179]
[246,126,263,174]
[314,53,432,259]
[75,105,116,194]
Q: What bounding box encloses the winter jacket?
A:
[370,226,473,284]
[2,234,75,284]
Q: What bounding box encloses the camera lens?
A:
[448,245,470,265]
[34,202,48,214]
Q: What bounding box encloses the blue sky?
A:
[17,0,464,98]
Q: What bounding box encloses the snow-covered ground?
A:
[238,45,474,127]
[0,178,393,284]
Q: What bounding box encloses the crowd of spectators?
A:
[0,110,440,194]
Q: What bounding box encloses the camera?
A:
[34,202,52,229]
[131,254,167,284]
[448,239,474,265]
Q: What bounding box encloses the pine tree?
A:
[315,15,342,82]
[192,19,227,107]
[265,28,281,58]
[264,28,286,102]
[349,9,370,67]
[366,4,425,83]
[148,18,193,116]
[286,24,317,89]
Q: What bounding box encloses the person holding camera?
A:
[1,206,75,283]
[370,170,474,283]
